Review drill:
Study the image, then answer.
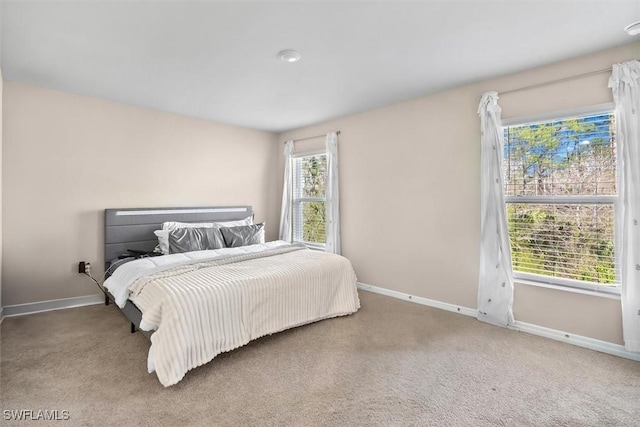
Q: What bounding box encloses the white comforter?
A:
[104,242,360,386]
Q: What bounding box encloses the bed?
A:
[102,206,360,386]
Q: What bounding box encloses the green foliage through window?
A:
[507,204,616,284]
[293,155,327,245]
[301,201,326,244]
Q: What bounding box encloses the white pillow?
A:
[153,230,172,255]
[154,216,253,255]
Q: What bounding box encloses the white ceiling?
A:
[1,1,638,133]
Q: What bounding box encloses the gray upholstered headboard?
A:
[104,206,253,265]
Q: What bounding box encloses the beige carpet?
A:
[1,291,639,426]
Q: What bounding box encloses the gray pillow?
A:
[168,227,225,254]
[220,223,265,248]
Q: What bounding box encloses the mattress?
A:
[104,241,360,386]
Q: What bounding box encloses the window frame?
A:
[291,149,327,250]
[501,103,621,296]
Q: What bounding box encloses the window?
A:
[502,110,619,293]
[292,152,327,248]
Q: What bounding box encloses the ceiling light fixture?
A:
[624,21,640,35]
[278,49,301,63]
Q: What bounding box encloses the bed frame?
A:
[103,206,254,338]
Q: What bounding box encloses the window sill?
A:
[514,278,621,300]
[295,241,326,251]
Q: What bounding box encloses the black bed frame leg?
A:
[105,294,110,306]
[131,322,137,334]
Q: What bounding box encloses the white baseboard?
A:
[357,282,640,363]
[510,321,640,362]
[357,282,477,317]
[1,294,105,320]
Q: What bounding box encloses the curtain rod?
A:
[499,68,612,96]
[285,131,341,143]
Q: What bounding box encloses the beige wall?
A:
[279,42,640,345]
[0,69,3,311]
[2,83,279,306]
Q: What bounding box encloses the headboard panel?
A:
[104,206,253,265]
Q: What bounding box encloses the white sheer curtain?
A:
[325,132,341,254]
[477,92,514,327]
[609,60,640,352]
[279,140,294,242]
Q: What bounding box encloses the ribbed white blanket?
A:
[128,244,360,386]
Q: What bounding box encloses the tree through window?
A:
[503,111,619,290]
[293,154,327,246]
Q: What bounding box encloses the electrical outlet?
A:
[78,261,91,275]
